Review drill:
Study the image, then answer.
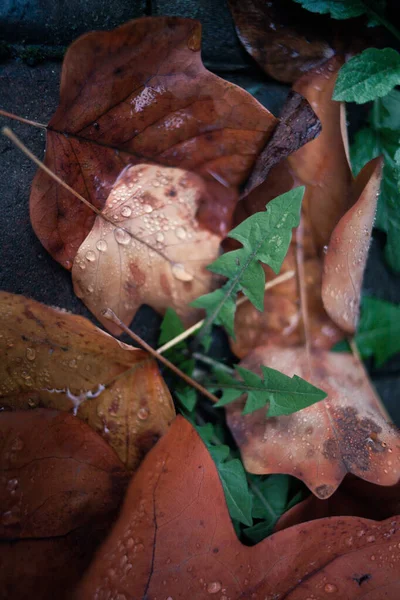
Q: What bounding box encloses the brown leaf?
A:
[0,409,128,600]
[226,347,400,498]
[0,292,175,469]
[72,164,222,334]
[30,16,277,268]
[322,157,383,333]
[242,91,321,198]
[77,416,400,599]
[227,0,335,83]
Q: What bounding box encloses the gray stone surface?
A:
[0,0,147,45]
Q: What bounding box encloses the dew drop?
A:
[171,263,194,282]
[2,509,20,525]
[6,478,18,492]
[175,226,187,240]
[69,359,78,369]
[324,583,338,593]
[85,250,96,262]
[137,407,150,420]
[121,205,132,218]
[26,347,36,361]
[143,204,153,213]
[96,239,108,252]
[207,581,222,594]
[87,285,94,294]
[114,228,131,245]
[367,535,376,542]
[156,232,165,243]
[370,555,376,560]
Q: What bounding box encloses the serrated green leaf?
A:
[158,307,185,347]
[214,364,327,417]
[192,187,304,338]
[355,296,400,366]
[333,48,400,103]
[293,0,366,19]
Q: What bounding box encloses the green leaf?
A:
[216,458,253,526]
[355,296,400,366]
[293,0,366,19]
[350,92,400,271]
[176,388,197,413]
[214,364,327,418]
[192,187,304,338]
[158,307,185,347]
[333,48,400,103]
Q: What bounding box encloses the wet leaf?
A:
[0,409,128,600]
[333,48,400,103]
[227,0,335,83]
[0,292,174,469]
[322,156,383,333]
[293,0,386,20]
[72,164,222,334]
[226,347,400,498]
[77,416,400,599]
[30,16,277,268]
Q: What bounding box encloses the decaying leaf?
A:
[30,16,277,268]
[242,91,321,197]
[226,347,400,498]
[322,157,383,333]
[227,0,335,83]
[77,416,400,599]
[0,292,175,469]
[0,409,128,600]
[72,164,222,334]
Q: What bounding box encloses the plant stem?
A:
[363,5,400,43]
[102,308,220,405]
[0,109,46,130]
[192,352,236,374]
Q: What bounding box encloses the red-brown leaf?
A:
[30,17,277,268]
[0,409,128,600]
[77,416,400,599]
[226,347,400,498]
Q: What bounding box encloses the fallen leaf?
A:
[242,91,321,198]
[226,347,400,498]
[72,164,222,334]
[0,292,175,469]
[322,156,383,333]
[30,16,277,268]
[0,409,128,600]
[227,0,335,83]
[77,416,400,599]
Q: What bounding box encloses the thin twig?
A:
[192,352,235,374]
[156,270,295,354]
[0,109,46,130]
[102,308,220,405]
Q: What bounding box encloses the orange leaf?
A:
[72,164,222,334]
[0,409,128,600]
[29,17,277,269]
[0,292,175,469]
[77,416,400,599]
[226,347,400,498]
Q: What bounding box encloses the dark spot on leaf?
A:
[323,438,338,460]
[165,187,177,197]
[352,573,371,586]
[129,263,146,287]
[113,67,124,75]
[334,406,384,471]
[212,547,219,554]
[315,484,333,499]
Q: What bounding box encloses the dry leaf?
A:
[30,16,277,268]
[226,347,400,498]
[322,157,383,333]
[0,292,174,469]
[77,416,400,599]
[0,409,128,600]
[72,164,222,334]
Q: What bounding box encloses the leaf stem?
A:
[157,271,295,354]
[192,353,236,374]
[363,4,400,43]
[102,308,220,405]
